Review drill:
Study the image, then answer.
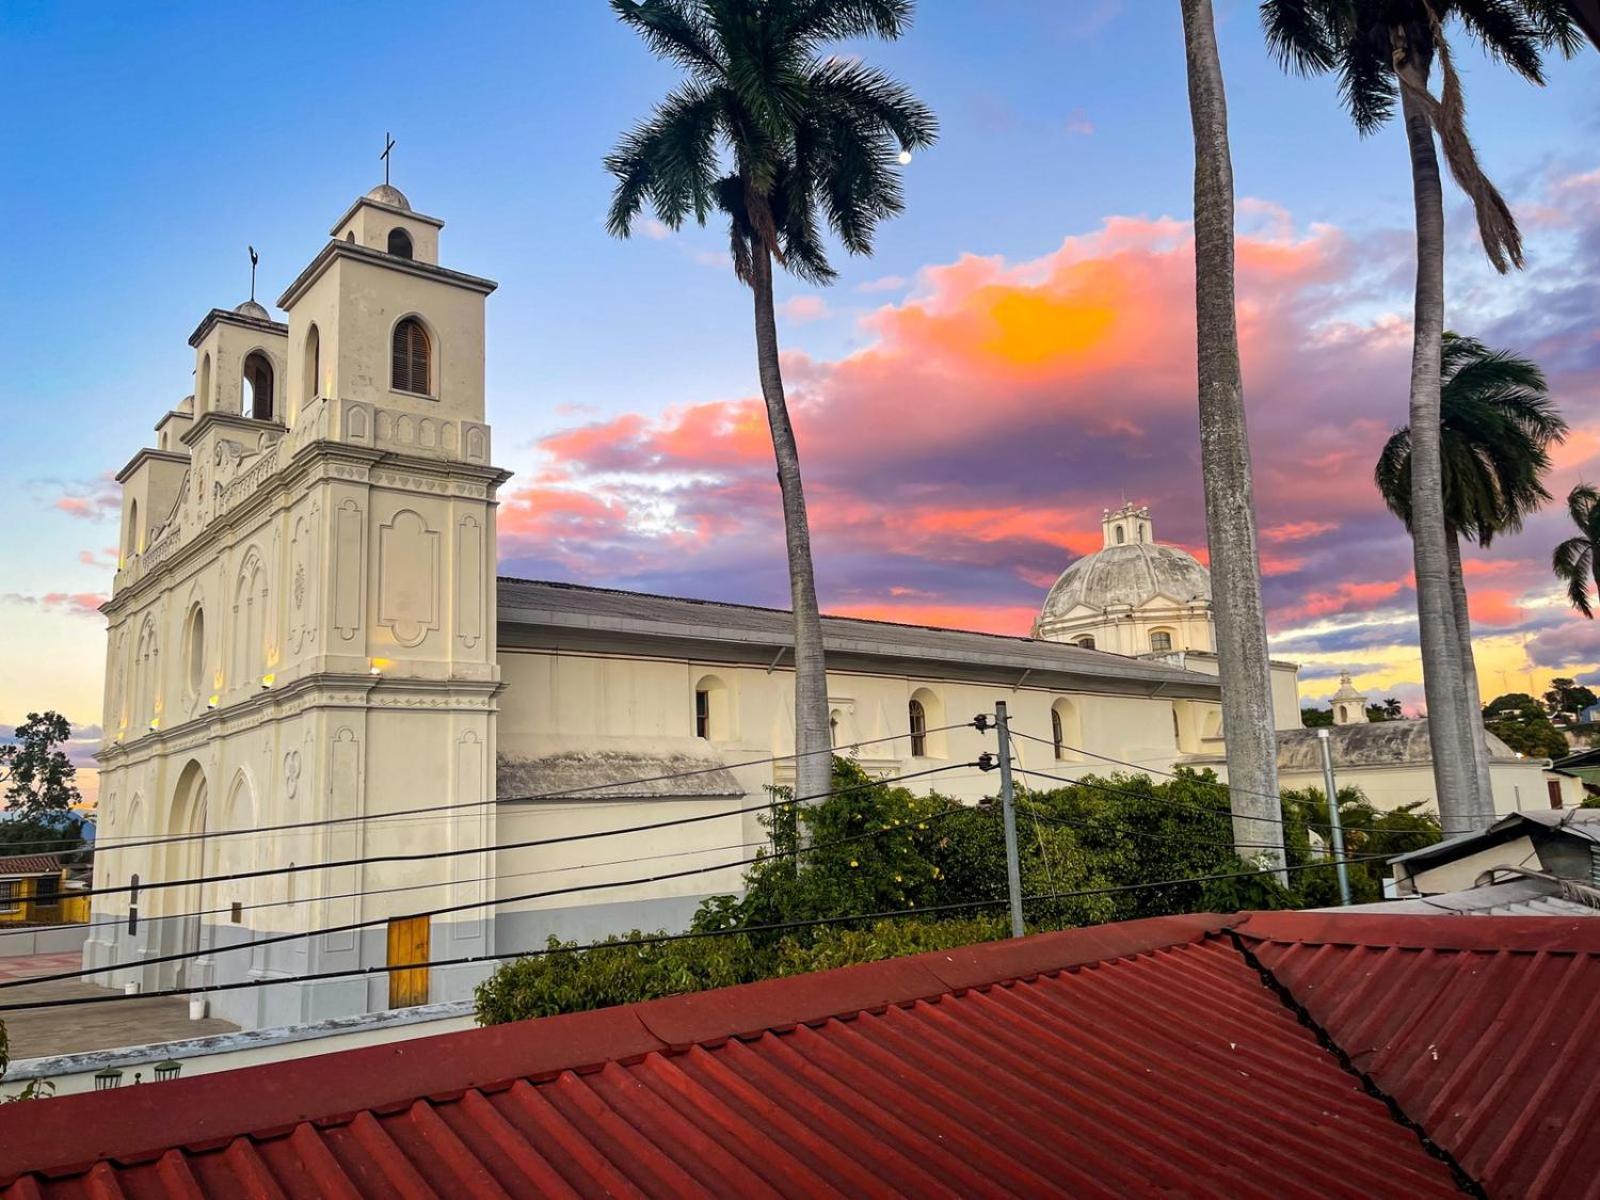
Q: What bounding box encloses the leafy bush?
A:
[774,915,1010,975]
[475,758,1444,1026]
[475,931,760,1026]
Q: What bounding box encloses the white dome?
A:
[233,299,271,321]
[1039,541,1211,623]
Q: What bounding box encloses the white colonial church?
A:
[89,186,1569,1029]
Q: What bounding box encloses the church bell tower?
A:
[90,179,510,1029]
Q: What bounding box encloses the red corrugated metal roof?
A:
[1237,910,1600,1200]
[8,909,1587,1198]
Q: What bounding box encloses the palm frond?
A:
[784,0,915,44]
[1453,0,1546,82]
[1336,25,1396,133]
[604,82,726,237]
[1552,536,1595,616]
[809,57,939,149]
[1375,427,1414,529]
[611,0,725,77]
[1259,0,1339,73]
[1515,0,1585,56]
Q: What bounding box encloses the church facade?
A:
[88,188,1240,1028]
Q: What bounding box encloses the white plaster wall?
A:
[1396,836,1541,895]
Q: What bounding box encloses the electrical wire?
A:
[1010,753,1396,839]
[0,774,984,992]
[0,835,781,944]
[1007,726,1396,831]
[66,763,976,905]
[7,724,977,856]
[0,852,1391,1014]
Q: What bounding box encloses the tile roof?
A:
[4,911,1593,1198]
[0,854,63,877]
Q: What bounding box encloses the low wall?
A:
[0,924,89,958]
[0,1000,476,1099]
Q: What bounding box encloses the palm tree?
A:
[1382,697,1405,719]
[1554,484,1600,616]
[1375,333,1567,808]
[1261,1,1577,834]
[604,0,936,802]
[1180,0,1284,876]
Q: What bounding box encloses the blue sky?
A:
[3,0,1598,753]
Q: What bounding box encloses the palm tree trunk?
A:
[1180,0,1285,877]
[1398,76,1482,834]
[1446,528,1495,815]
[750,244,832,803]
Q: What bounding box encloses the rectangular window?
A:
[695,689,711,739]
[0,881,17,914]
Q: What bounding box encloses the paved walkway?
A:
[0,952,237,1061]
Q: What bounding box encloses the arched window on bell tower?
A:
[392,317,432,396]
[242,351,275,421]
[388,228,414,259]
[303,324,321,402]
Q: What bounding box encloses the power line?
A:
[1007,726,1389,823]
[1010,754,1399,839]
[1,774,984,992]
[0,835,781,943]
[0,853,1389,1015]
[68,762,977,905]
[2,724,979,856]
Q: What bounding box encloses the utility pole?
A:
[993,702,1026,937]
[1315,728,1350,906]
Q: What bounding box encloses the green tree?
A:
[1375,332,1565,806]
[1483,692,1570,758]
[1263,2,1577,834]
[1554,483,1600,617]
[1301,707,1334,728]
[603,0,936,802]
[0,712,81,822]
[1545,677,1598,715]
[1179,0,1284,876]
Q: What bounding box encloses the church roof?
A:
[7,911,1597,1197]
[1186,719,1523,771]
[497,578,1224,697]
[1037,542,1210,625]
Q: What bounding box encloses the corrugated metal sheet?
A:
[0,913,1459,1199]
[1323,876,1600,918]
[1238,911,1600,1200]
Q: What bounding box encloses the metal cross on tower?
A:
[248,245,259,302]
[381,132,397,186]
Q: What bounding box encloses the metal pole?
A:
[994,701,1026,938]
[1316,728,1351,906]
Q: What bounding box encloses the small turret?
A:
[1330,671,1370,726]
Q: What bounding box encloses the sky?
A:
[2,1,1598,795]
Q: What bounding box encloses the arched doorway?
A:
[160,760,210,989]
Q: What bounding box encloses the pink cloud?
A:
[496,169,1600,698]
[52,474,120,521]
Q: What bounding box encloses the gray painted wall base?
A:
[78,890,726,1031]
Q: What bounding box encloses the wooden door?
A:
[387,916,431,1008]
[1549,779,1564,810]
